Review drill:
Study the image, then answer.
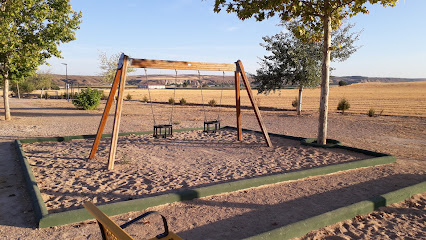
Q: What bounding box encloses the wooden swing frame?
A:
[89,53,272,170]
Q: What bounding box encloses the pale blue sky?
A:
[40,0,426,78]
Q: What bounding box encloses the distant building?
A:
[137,84,166,89]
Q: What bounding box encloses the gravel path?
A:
[0,98,424,239]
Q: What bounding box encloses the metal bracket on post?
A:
[117,53,125,69]
[235,61,242,73]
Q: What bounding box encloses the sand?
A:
[0,98,425,239]
[23,129,368,213]
[297,193,426,240]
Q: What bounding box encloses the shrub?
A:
[337,98,350,114]
[168,97,175,104]
[10,81,35,95]
[72,88,103,110]
[208,99,217,107]
[338,80,348,86]
[292,97,298,108]
[51,83,60,90]
[142,95,149,103]
[179,98,187,105]
[368,108,375,117]
[126,93,132,100]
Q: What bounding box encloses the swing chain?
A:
[199,70,207,122]
[217,71,225,121]
[169,69,177,125]
[145,68,156,126]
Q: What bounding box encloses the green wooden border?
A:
[15,126,396,228]
[301,138,342,148]
[244,181,426,240]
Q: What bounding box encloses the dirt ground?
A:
[0,98,425,239]
[23,129,368,213]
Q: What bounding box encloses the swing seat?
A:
[204,120,220,133]
[153,124,173,138]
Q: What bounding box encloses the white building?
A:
[138,84,166,89]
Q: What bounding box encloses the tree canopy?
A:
[255,22,360,94]
[214,0,398,144]
[254,23,321,94]
[98,52,135,83]
[0,0,82,120]
[214,0,397,41]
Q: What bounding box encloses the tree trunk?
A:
[3,76,11,120]
[317,12,332,144]
[16,82,20,99]
[297,85,303,115]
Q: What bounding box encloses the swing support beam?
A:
[89,55,272,170]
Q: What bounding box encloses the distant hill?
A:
[330,76,426,85]
[51,74,242,86]
[51,75,105,86]
[51,74,426,87]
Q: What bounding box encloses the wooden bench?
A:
[83,202,182,240]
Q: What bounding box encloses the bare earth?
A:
[0,98,425,239]
[23,129,368,213]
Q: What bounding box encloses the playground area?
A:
[23,128,369,213]
[0,96,425,238]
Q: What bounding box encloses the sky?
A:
[40,0,426,78]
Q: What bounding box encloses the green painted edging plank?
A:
[14,140,49,222]
[223,126,392,158]
[244,181,426,240]
[336,145,390,157]
[38,154,395,228]
[16,126,396,228]
[301,138,342,148]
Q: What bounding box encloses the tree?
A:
[10,70,56,97]
[254,23,321,115]
[254,22,360,115]
[337,98,350,114]
[98,52,135,83]
[214,0,398,144]
[338,80,348,86]
[0,0,82,120]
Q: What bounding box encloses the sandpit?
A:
[22,129,369,213]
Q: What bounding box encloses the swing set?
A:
[89,53,272,170]
[144,68,177,138]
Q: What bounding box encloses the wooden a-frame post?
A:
[107,55,128,170]
[89,54,125,160]
[236,60,272,147]
[89,56,272,170]
[234,70,242,141]
[88,54,128,170]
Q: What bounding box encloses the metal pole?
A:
[62,63,68,102]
